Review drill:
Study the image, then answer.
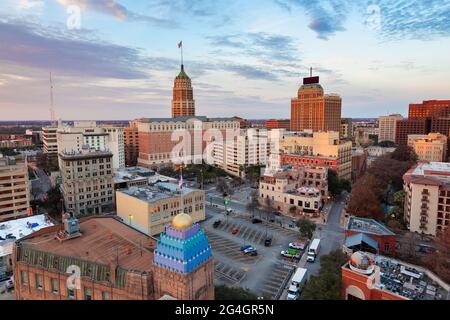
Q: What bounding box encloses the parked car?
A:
[231,227,239,235]
[243,246,256,254]
[264,237,272,247]
[252,218,263,224]
[240,245,252,252]
[289,242,306,250]
[281,249,301,260]
[213,220,222,228]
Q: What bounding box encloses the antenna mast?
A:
[49,72,55,125]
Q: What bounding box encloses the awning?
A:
[344,233,379,250]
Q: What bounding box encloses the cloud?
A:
[208,32,300,62]
[55,0,175,27]
[0,19,151,79]
[18,0,44,10]
[275,0,350,40]
[376,0,450,40]
[222,64,278,81]
[275,0,450,41]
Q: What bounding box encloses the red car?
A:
[231,227,239,235]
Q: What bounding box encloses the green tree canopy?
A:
[215,285,258,300]
[302,250,348,300]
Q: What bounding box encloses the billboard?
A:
[303,76,320,85]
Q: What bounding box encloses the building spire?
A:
[310,67,313,77]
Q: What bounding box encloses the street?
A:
[29,162,52,201]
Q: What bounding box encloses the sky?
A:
[0,0,450,121]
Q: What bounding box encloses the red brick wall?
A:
[345,230,396,257]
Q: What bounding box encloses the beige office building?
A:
[59,150,115,216]
[0,156,30,222]
[116,183,205,236]
[403,162,450,236]
[281,131,352,180]
[379,114,403,143]
[407,133,448,162]
[42,126,58,155]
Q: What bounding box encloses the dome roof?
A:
[349,251,374,273]
[172,213,193,230]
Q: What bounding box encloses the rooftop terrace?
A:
[347,216,395,236]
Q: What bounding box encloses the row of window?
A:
[20,271,109,300]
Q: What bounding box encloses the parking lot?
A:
[203,207,303,299]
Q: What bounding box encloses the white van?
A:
[307,239,320,263]
[287,268,307,300]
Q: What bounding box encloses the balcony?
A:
[420,211,428,216]
[421,205,429,210]
[421,197,429,203]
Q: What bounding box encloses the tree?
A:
[246,190,260,217]
[390,145,418,162]
[347,175,384,220]
[378,140,396,148]
[215,285,258,300]
[296,218,316,239]
[36,153,58,172]
[302,250,348,300]
[41,187,63,220]
[216,177,229,194]
[328,170,352,197]
[422,227,450,283]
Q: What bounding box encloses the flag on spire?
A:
[178,41,183,48]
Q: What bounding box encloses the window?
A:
[51,278,59,294]
[84,287,92,300]
[384,242,390,253]
[21,271,28,285]
[102,291,110,300]
[35,274,43,290]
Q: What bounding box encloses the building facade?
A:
[281,131,352,180]
[116,182,205,236]
[340,118,353,140]
[12,214,214,300]
[172,65,195,118]
[265,119,291,130]
[42,126,58,155]
[395,119,430,146]
[0,155,30,222]
[259,166,327,216]
[379,114,403,143]
[291,76,342,132]
[408,133,448,162]
[59,150,115,216]
[57,121,125,171]
[403,162,450,236]
[212,128,271,177]
[124,121,140,167]
[137,116,240,169]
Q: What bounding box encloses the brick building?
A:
[13,213,214,300]
[172,64,195,118]
[137,116,240,169]
[395,118,430,146]
[344,216,396,257]
[124,121,140,167]
[291,75,342,132]
[341,251,449,300]
[265,119,291,130]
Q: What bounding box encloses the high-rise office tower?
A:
[172,65,195,117]
[291,75,341,132]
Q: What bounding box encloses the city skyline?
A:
[1,0,450,120]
